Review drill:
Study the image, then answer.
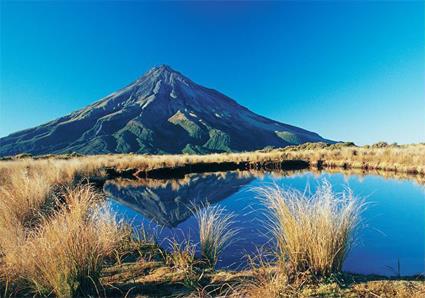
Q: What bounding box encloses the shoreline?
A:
[101,256,425,297]
[2,142,424,177]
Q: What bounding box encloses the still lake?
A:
[104,170,425,276]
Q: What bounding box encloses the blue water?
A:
[105,171,425,276]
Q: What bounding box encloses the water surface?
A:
[104,170,425,276]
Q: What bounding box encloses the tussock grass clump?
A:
[2,184,127,297]
[193,204,238,268]
[0,171,52,224]
[166,238,196,272]
[0,171,53,260]
[258,181,363,277]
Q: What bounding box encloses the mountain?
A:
[0,65,331,156]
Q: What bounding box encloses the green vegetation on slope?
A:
[203,129,232,152]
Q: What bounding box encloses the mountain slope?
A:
[0,65,332,156]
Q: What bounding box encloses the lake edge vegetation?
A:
[1,142,424,297]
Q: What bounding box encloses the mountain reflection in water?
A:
[103,171,255,227]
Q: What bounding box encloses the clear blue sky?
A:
[1,1,424,144]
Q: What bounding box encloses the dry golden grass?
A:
[349,280,425,298]
[1,143,423,182]
[166,238,197,273]
[0,182,128,296]
[243,276,425,298]
[0,172,52,254]
[193,204,238,268]
[258,181,363,277]
[237,182,365,297]
[282,143,425,175]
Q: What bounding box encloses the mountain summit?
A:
[0,65,331,156]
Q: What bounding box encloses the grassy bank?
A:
[1,143,424,297]
[280,142,425,175]
[1,143,424,181]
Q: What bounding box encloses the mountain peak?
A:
[146,64,180,78]
[158,64,174,71]
[0,64,332,156]
[150,64,174,73]
[139,64,193,89]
